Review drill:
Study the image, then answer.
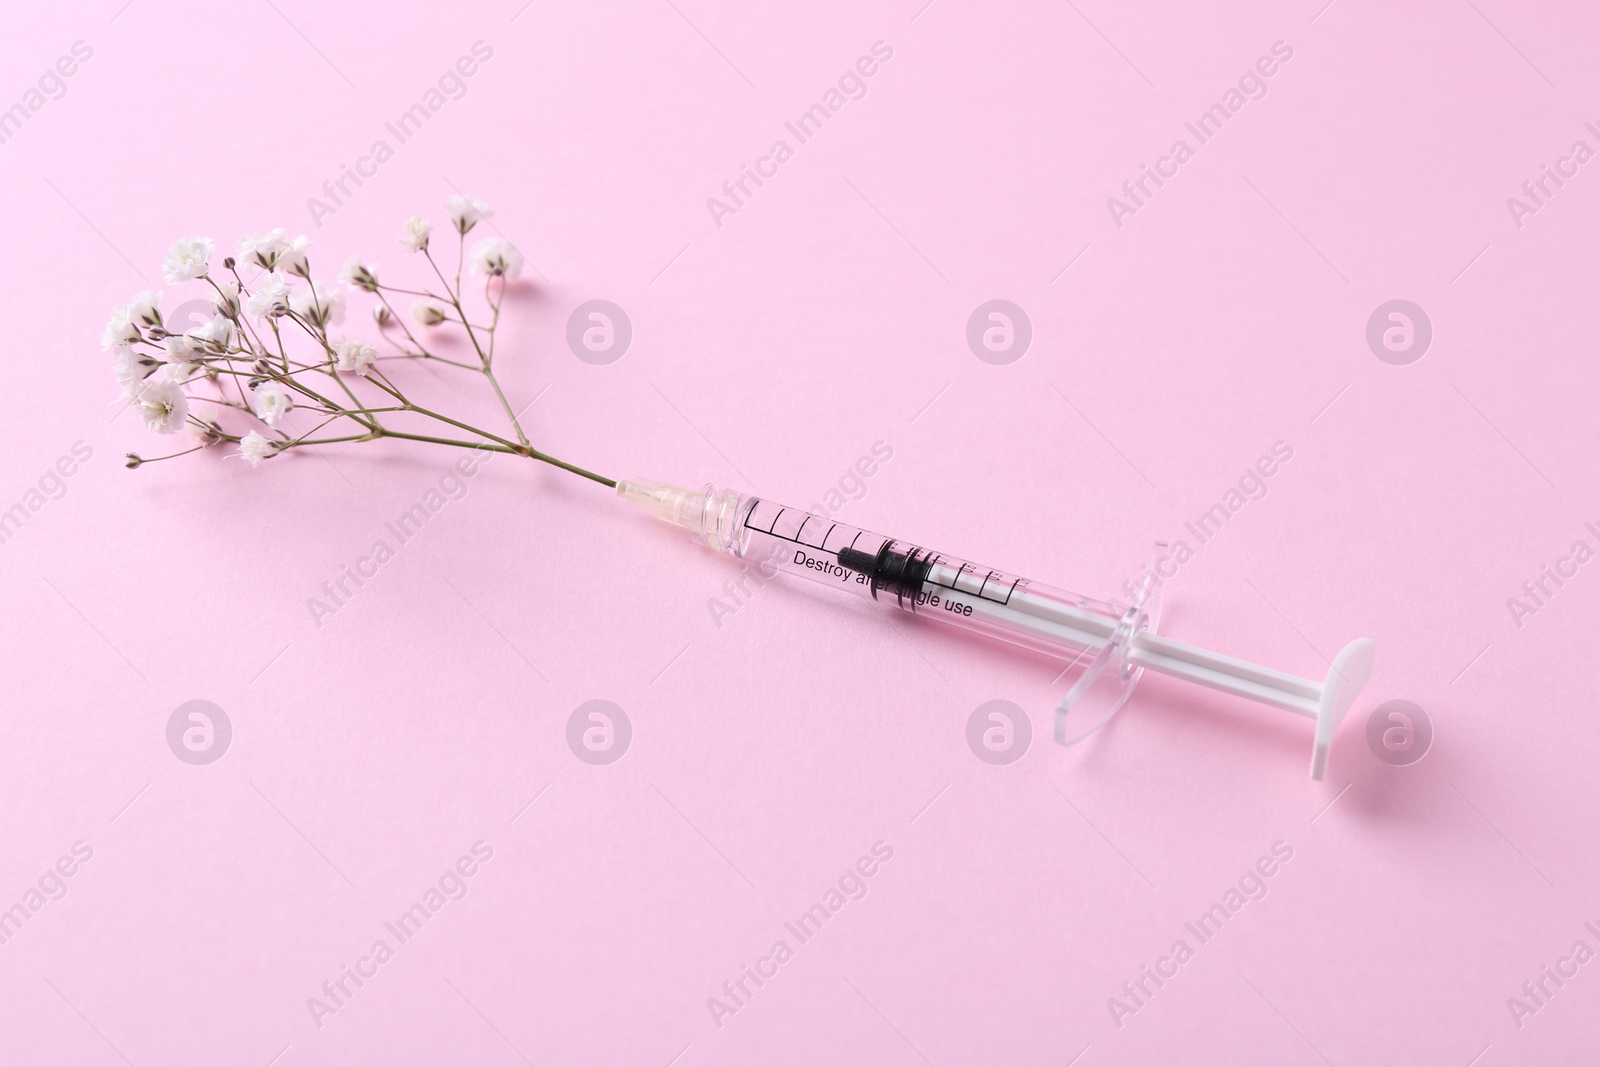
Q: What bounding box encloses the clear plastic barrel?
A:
[615,478,1159,743]
[701,490,1157,716]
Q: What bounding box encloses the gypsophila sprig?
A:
[470,238,523,279]
[279,235,313,279]
[339,255,379,293]
[290,282,345,328]
[161,237,214,284]
[334,339,377,376]
[246,272,292,319]
[237,229,288,271]
[398,215,432,253]
[412,300,448,327]
[104,199,614,487]
[129,291,163,331]
[445,195,491,235]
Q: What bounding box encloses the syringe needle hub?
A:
[615,478,705,531]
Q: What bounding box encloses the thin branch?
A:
[121,228,613,489]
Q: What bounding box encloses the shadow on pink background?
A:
[2,0,1598,1063]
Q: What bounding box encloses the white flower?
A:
[191,313,235,352]
[279,235,312,278]
[339,255,379,292]
[128,290,163,329]
[161,236,214,283]
[102,305,140,348]
[111,345,159,398]
[412,300,448,326]
[187,417,223,445]
[135,377,189,435]
[444,195,491,235]
[398,214,432,252]
[237,228,288,270]
[211,279,241,318]
[291,281,345,327]
[245,272,292,319]
[164,333,203,377]
[251,380,292,426]
[333,339,378,375]
[239,431,279,467]
[373,303,392,326]
[469,237,523,279]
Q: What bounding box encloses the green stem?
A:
[423,245,528,448]
[294,433,377,446]
[523,448,616,488]
[375,353,480,370]
[375,283,448,300]
[378,430,519,454]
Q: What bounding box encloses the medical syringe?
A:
[618,477,1375,780]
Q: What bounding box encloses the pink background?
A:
[3,0,1598,1063]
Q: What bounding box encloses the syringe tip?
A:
[616,477,705,532]
[616,476,747,555]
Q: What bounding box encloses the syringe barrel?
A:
[706,489,1128,663]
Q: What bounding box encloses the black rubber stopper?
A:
[836,541,932,605]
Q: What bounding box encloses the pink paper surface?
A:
[3,0,1598,1063]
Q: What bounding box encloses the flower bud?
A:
[124,453,143,469]
[280,236,312,279]
[129,291,163,329]
[188,418,223,445]
[373,304,392,326]
[211,280,241,319]
[340,256,380,293]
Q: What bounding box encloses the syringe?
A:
[619,477,1376,780]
